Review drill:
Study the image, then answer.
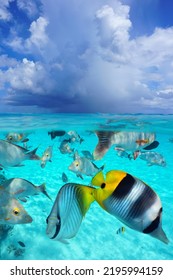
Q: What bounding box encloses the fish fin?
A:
[27,147,40,160]
[80,138,84,144]
[93,131,114,160]
[13,164,25,167]
[49,159,52,162]
[77,174,83,180]
[77,185,95,215]
[21,138,29,143]
[143,141,159,150]
[38,183,52,200]
[150,227,169,244]
[91,171,105,187]
[18,197,27,202]
[60,239,69,244]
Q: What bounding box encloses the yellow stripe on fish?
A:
[91,170,169,244]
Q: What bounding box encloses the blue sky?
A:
[1,0,173,113]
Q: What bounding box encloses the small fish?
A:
[116,226,126,235]
[40,146,53,168]
[48,130,66,140]
[0,140,40,168]
[62,172,68,183]
[138,151,166,167]
[6,132,29,143]
[2,178,51,201]
[91,170,169,244]
[46,183,95,242]
[68,151,104,179]
[0,188,33,225]
[59,140,74,154]
[18,241,25,248]
[93,131,156,160]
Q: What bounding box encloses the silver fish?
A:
[0,139,40,168]
[2,178,51,202]
[68,152,104,179]
[93,131,156,160]
[40,146,53,168]
[115,147,133,160]
[0,187,33,225]
[138,151,166,167]
[46,183,94,242]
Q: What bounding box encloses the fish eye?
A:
[101,183,106,189]
[75,161,79,167]
[8,136,13,140]
[46,153,49,157]
[13,208,20,216]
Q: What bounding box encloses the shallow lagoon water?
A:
[0,113,173,260]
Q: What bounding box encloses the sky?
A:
[1,0,173,114]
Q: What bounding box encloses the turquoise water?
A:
[0,113,173,260]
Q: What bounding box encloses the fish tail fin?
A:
[38,183,52,200]
[151,227,169,244]
[77,185,96,215]
[93,131,113,160]
[27,147,40,160]
[91,171,105,187]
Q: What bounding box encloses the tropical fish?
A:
[93,131,156,160]
[59,140,74,154]
[48,130,66,140]
[68,152,104,179]
[62,172,68,183]
[2,178,51,202]
[91,170,169,244]
[6,132,29,143]
[138,151,166,167]
[46,183,95,242]
[0,139,40,168]
[40,146,53,168]
[0,188,33,225]
[116,226,125,235]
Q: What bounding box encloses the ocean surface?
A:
[0,113,173,260]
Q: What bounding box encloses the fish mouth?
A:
[25,215,33,223]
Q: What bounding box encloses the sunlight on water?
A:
[0,113,173,260]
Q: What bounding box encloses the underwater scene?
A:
[0,113,173,260]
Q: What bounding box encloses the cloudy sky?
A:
[1,0,173,114]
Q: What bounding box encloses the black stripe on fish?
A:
[112,174,136,199]
[143,208,162,234]
[51,215,61,239]
[128,184,157,218]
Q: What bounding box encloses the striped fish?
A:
[91,170,169,244]
[46,183,95,242]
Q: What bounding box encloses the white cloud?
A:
[2,0,173,113]
[3,58,54,94]
[17,0,39,18]
[0,0,14,21]
[7,16,49,54]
